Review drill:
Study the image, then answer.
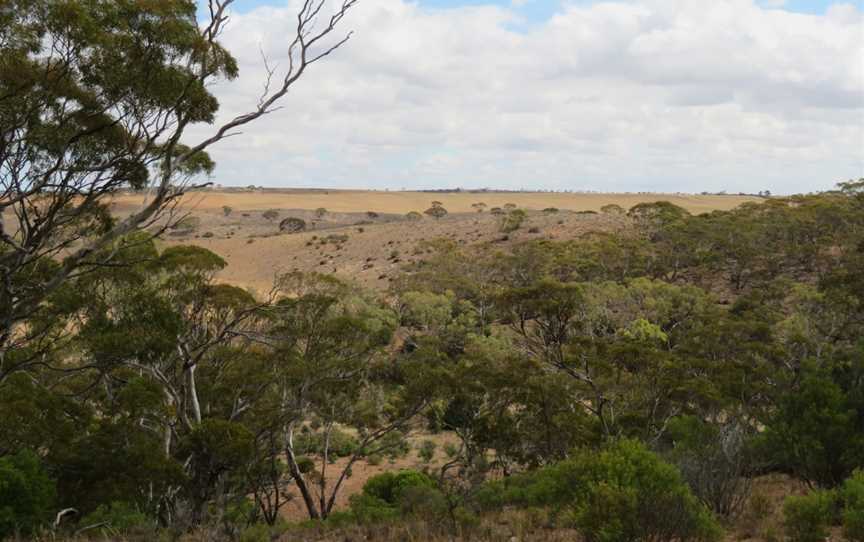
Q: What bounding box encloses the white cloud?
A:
[186,0,864,194]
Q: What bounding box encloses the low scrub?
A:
[475,439,722,542]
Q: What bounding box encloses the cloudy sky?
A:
[189,0,864,194]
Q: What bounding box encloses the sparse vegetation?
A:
[263,209,280,222]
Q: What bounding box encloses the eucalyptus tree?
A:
[0,0,358,383]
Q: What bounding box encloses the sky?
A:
[189,0,864,194]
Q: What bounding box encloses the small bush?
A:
[366,211,380,219]
[0,450,56,538]
[279,217,307,233]
[362,470,436,505]
[405,211,423,221]
[600,203,625,215]
[475,439,722,542]
[294,429,358,458]
[782,490,836,542]
[542,207,559,214]
[499,209,527,233]
[842,470,864,541]
[418,440,436,463]
[263,209,280,221]
[78,501,153,537]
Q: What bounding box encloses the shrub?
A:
[499,209,527,233]
[424,205,448,220]
[279,217,307,233]
[349,470,442,523]
[627,201,689,225]
[222,205,233,216]
[542,207,559,214]
[78,501,153,537]
[782,490,836,542]
[418,440,436,463]
[315,207,328,218]
[666,416,754,518]
[476,439,721,542]
[362,470,436,505]
[490,207,504,215]
[294,428,358,458]
[600,203,625,215]
[405,211,423,221]
[262,209,280,221]
[0,450,56,538]
[366,211,379,219]
[842,470,864,541]
[761,371,864,488]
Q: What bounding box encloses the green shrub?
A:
[362,470,436,505]
[782,490,836,542]
[294,428,358,458]
[418,440,437,463]
[842,470,864,541]
[0,450,56,538]
[476,439,721,542]
[499,209,527,233]
[78,501,153,537]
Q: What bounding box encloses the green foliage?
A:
[760,368,864,488]
[0,450,56,538]
[78,501,153,537]
[418,440,437,463]
[627,201,690,226]
[842,470,864,541]
[476,439,722,542]
[782,490,837,542]
[600,203,625,215]
[362,470,437,505]
[348,470,445,523]
[294,428,360,459]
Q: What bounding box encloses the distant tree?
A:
[315,207,328,218]
[263,209,280,222]
[627,201,690,226]
[425,205,448,220]
[471,203,487,213]
[279,217,307,233]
